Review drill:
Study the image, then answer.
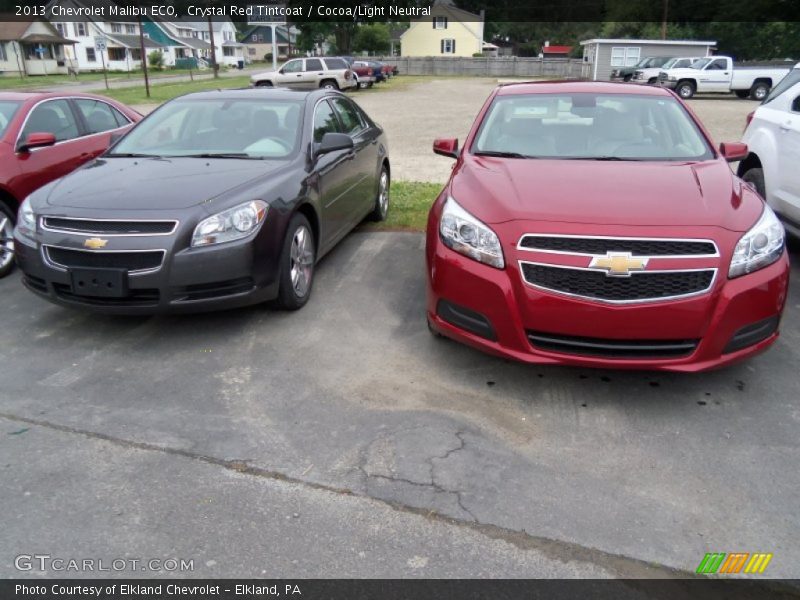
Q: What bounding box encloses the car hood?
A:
[43,157,282,210]
[450,157,762,232]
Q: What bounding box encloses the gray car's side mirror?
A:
[316,132,354,156]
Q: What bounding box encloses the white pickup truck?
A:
[658,56,792,100]
[632,56,700,84]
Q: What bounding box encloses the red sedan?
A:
[427,81,789,372]
[0,91,141,277]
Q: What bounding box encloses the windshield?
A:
[0,100,22,139]
[763,68,800,104]
[109,98,304,159]
[635,58,652,68]
[472,93,714,161]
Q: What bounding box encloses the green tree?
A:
[353,24,391,55]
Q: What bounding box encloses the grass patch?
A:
[0,69,209,91]
[99,76,252,105]
[361,180,442,232]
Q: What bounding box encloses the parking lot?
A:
[2,78,799,581]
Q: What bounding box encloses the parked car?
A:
[739,63,800,237]
[0,91,141,278]
[352,61,385,84]
[658,56,793,100]
[632,56,700,84]
[610,56,671,82]
[341,58,376,89]
[426,81,788,372]
[14,89,390,313]
[250,57,357,91]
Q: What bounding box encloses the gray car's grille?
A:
[45,247,164,273]
[520,263,715,303]
[42,217,177,235]
[519,236,717,257]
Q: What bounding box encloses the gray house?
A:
[580,38,716,81]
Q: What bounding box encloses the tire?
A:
[742,167,766,199]
[319,79,339,90]
[623,74,632,82]
[255,80,273,88]
[735,90,750,99]
[676,81,695,99]
[0,202,16,279]
[368,167,390,222]
[750,82,770,101]
[275,214,315,310]
[358,81,369,89]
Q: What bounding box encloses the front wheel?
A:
[320,79,339,90]
[368,167,390,222]
[750,82,770,101]
[676,81,695,99]
[275,214,315,310]
[742,167,766,199]
[255,80,273,88]
[0,203,16,278]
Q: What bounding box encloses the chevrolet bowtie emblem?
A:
[589,252,648,277]
[83,238,108,250]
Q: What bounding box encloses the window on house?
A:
[74,22,87,37]
[610,46,641,67]
[55,23,66,36]
[107,48,126,61]
[111,23,121,33]
[130,49,141,61]
[441,39,456,54]
[252,34,261,42]
[433,16,448,29]
[126,25,136,34]
[223,47,235,57]
[86,47,96,62]
[248,47,256,56]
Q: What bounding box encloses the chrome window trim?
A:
[516,233,720,259]
[42,244,166,276]
[41,216,179,237]
[518,260,718,305]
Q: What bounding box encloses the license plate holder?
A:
[69,268,129,298]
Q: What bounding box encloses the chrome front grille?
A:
[518,235,718,257]
[42,217,177,236]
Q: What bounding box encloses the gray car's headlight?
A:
[191,200,268,247]
[439,196,504,269]
[16,196,36,236]
[729,205,784,278]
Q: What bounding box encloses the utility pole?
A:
[138,16,150,98]
[661,0,669,40]
[208,16,219,79]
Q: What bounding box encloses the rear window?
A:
[764,69,800,105]
[0,100,21,139]
[323,58,348,70]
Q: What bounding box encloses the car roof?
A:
[0,90,120,102]
[496,80,674,97]
[178,88,334,102]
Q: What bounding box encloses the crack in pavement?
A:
[5,409,800,592]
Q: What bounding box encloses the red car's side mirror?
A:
[433,138,459,159]
[18,132,56,153]
[719,142,748,162]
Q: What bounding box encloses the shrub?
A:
[148,50,164,70]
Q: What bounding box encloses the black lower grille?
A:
[521,263,715,302]
[46,247,164,272]
[172,278,255,302]
[53,283,160,307]
[519,236,716,256]
[43,217,176,235]
[23,274,48,293]
[528,330,698,359]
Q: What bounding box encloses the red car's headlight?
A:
[439,196,504,269]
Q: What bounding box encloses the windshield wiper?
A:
[474,150,534,159]
[562,156,645,161]
[175,152,256,159]
[108,152,165,158]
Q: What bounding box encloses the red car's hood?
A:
[451,157,762,232]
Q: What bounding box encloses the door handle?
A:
[779,122,792,132]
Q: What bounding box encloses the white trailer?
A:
[658,56,792,100]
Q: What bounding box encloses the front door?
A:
[276,59,304,88]
[299,58,325,90]
[700,58,732,93]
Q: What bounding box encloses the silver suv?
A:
[250,57,356,91]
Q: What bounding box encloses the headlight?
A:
[729,205,784,278]
[16,196,36,235]
[191,200,268,247]
[439,196,504,269]
[668,75,677,81]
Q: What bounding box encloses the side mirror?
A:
[719,142,748,162]
[18,132,56,152]
[316,132,354,157]
[278,68,285,74]
[433,138,459,158]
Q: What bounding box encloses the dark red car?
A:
[427,81,789,372]
[0,91,141,277]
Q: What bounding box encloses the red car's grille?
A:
[527,330,699,359]
[520,263,715,303]
[518,235,717,256]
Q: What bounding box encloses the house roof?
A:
[177,36,212,50]
[106,33,163,49]
[0,19,75,44]
[580,38,717,46]
[0,20,33,41]
[21,33,78,44]
[241,24,295,44]
[431,0,483,21]
[542,45,572,54]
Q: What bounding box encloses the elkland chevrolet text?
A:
[14,89,390,312]
[427,81,789,372]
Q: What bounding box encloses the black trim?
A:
[437,299,496,341]
[528,330,698,359]
[723,316,779,354]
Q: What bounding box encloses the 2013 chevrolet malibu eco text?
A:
[427,81,789,372]
[14,89,390,313]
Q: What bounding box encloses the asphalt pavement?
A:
[1,231,799,580]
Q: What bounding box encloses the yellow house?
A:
[400,0,484,57]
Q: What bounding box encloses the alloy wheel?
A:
[289,225,314,298]
[0,215,14,271]
[378,171,389,218]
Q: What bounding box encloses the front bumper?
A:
[426,218,789,372]
[14,219,283,314]
[658,79,678,89]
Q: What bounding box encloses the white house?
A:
[0,19,77,76]
[146,17,244,68]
